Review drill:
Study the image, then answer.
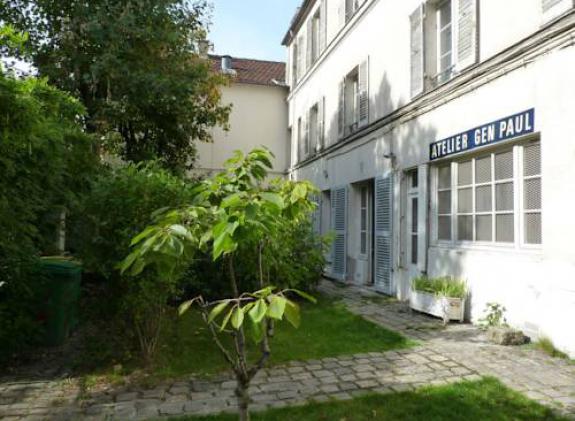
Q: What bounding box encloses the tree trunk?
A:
[235,376,251,421]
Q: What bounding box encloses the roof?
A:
[210,55,286,87]
[282,1,314,46]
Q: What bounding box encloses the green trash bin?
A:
[38,257,82,346]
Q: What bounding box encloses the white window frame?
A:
[432,139,542,250]
[359,185,369,258]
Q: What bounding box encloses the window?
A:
[410,0,478,97]
[408,169,419,264]
[291,42,298,87]
[437,0,454,84]
[338,60,368,139]
[435,141,542,246]
[360,185,369,255]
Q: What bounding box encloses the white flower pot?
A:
[409,289,465,323]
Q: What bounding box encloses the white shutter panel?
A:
[410,4,425,98]
[306,19,313,70]
[374,174,394,294]
[358,58,369,128]
[456,0,478,72]
[331,186,347,281]
[338,0,346,28]
[338,79,345,139]
[542,0,572,23]
[319,0,327,53]
[317,96,325,152]
[303,113,309,158]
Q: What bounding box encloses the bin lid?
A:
[40,257,82,274]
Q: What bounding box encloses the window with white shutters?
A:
[434,142,541,247]
[410,0,478,96]
[360,186,369,256]
[338,60,368,139]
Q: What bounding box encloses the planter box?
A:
[409,289,465,323]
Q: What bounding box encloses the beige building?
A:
[195,55,290,177]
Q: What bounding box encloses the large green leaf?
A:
[248,299,268,324]
[208,301,229,323]
[260,192,285,209]
[290,289,317,304]
[267,295,287,320]
[219,307,234,332]
[284,300,301,328]
[231,306,244,329]
[250,318,265,343]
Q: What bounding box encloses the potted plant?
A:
[410,276,467,324]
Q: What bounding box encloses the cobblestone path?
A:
[1,280,574,420]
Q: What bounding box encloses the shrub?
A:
[76,162,197,362]
[411,276,467,299]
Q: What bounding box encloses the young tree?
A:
[0,0,230,173]
[121,148,318,421]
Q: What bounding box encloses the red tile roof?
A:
[210,55,286,87]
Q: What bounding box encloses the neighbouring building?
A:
[284,0,575,356]
[194,55,290,177]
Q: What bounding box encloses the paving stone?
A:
[355,380,379,389]
[159,401,185,415]
[114,402,137,419]
[116,392,138,402]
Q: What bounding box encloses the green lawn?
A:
[170,377,567,421]
[154,296,413,378]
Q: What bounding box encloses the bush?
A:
[411,276,467,299]
[77,162,197,361]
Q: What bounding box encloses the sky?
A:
[209,0,302,62]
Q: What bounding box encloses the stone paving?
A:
[1,280,574,420]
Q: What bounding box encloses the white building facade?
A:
[284,0,575,356]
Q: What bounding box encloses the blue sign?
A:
[429,108,535,161]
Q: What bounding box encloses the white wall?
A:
[289,2,575,357]
[196,83,289,176]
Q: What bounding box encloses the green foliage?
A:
[176,377,568,421]
[411,276,468,299]
[0,34,99,363]
[478,302,508,329]
[1,0,231,173]
[77,162,197,361]
[534,338,570,360]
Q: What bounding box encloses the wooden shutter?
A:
[410,4,425,98]
[306,19,313,70]
[331,186,347,281]
[337,78,345,139]
[303,113,309,158]
[319,0,327,53]
[338,0,346,28]
[374,174,394,294]
[311,194,321,235]
[358,58,369,128]
[456,0,478,72]
[317,97,325,152]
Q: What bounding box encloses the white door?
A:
[374,174,393,294]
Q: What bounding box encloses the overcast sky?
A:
[209,0,302,62]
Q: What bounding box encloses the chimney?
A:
[221,55,233,73]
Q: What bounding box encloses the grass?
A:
[170,377,567,421]
[532,338,572,361]
[154,296,414,379]
[411,276,467,299]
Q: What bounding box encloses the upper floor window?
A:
[341,0,367,25]
[338,60,369,139]
[298,98,325,163]
[410,0,479,97]
[311,10,321,63]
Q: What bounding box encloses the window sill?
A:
[431,241,543,255]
